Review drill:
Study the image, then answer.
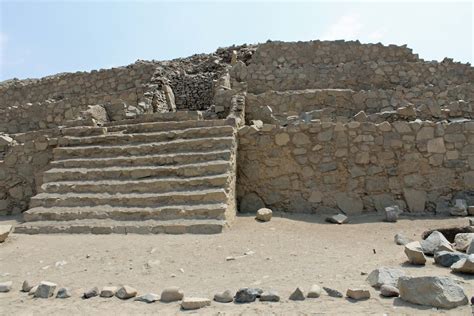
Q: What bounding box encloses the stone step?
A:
[43,161,231,182]
[23,203,227,222]
[61,126,107,137]
[103,111,203,127]
[53,137,236,160]
[50,150,232,169]
[106,119,232,134]
[30,189,228,208]
[14,218,226,234]
[41,174,230,194]
[58,125,234,147]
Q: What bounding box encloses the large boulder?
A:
[421,231,453,255]
[434,251,468,267]
[404,241,427,265]
[454,233,474,251]
[451,256,474,274]
[398,276,468,309]
[366,267,405,288]
[239,193,265,213]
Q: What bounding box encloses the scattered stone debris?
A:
[366,267,406,288]
[234,288,262,303]
[346,288,370,300]
[380,284,399,297]
[116,285,137,299]
[213,290,233,303]
[255,208,272,222]
[134,293,159,303]
[404,241,427,265]
[422,226,474,243]
[83,287,99,299]
[35,281,57,298]
[454,233,474,251]
[323,287,343,298]
[451,257,474,274]
[420,231,454,255]
[289,287,306,301]
[325,214,348,224]
[434,251,467,267]
[0,225,12,243]
[398,276,468,309]
[259,290,280,302]
[307,284,322,298]
[100,286,117,298]
[56,287,71,299]
[394,233,413,246]
[0,281,12,292]
[160,286,184,302]
[385,205,401,222]
[181,297,211,310]
[21,280,33,292]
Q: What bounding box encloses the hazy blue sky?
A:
[0,1,472,80]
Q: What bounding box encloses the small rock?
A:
[451,257,474,274]
[256,208,272,222]
[35,281,57,298]
[234,288,262,303]
[420,231,454,255]
[404,241,427,265]
[307,284,321,298]
[83,287,99,299]
[28,285,38,295]
[21,280,33,292]
[225,256,235,261]
[346,288,370,300]
[0,281,12,292]
[454,233,474,251]
[289,287,305,301]
[323,287,343,298]
[56,287,71,299]
[0,225,12,243]
[380,284,399,297]
[116,285,137,299]
[325,214,348,224]
[367,267,406,288]
[181,297,211,310]
[100,286,117,298]
[160,286,184,302]
[259,290,280,302]
[394,233,412,246]
[214,290,233,303]
[385,205,401,222]
[135,293,159,303]
[398,276,468,309]
[434,251,468,267]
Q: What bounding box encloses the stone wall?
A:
[171,73,215,111]
[237,120,474,214]
[250,40,419,66]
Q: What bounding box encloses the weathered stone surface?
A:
[181,297,211,310]
[367,267,406,288]
[134,293,159,303]
[346,288,370,300]
[214,290,233,303]
[323,287,343,298]
[385,205,401,222]
[0,281,12,293]
[234,288,262,303]
[240,192,265,213]
[403,189,426,212]
[434,251,468,267]
[404,241,427,265]
[161,286,183,302]
[100,286,117,298]
[454,233,474,251]
[116,285,137,299]
[451,257,474,274]
[394,233,413,246]
[467,239,474,254]
[325,214,348,224]
[275,133,290,146]
[380,284,399,297]
[259,290,280,302]
[427,138,446,153]
[289,287,305,300]
[335,193,363,213]
[421,231,454,255]
[56,287,71,299]
[256,208,272,222]
[83,287,99,299]
[0,225,12,242]
[307,284,321,298]
[21,280,33,292]
[398,276,468,309]
[35,281,57,298]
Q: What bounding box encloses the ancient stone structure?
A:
[1,40,473,233]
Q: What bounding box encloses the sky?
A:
[0,1,472,81]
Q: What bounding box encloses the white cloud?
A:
[321,14,363,40]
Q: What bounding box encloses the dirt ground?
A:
[0,213,473,315]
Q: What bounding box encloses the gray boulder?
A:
[135,293,159,303]
[385,205,401,222]
[404,241,427,265]
[323,287,343,298]
[213,290,233,303]
[21,280,33,292]
[451,256,474,274]
[367,267,406,288]
[289,287,305,301]
[256,208,272,222]
[454,233,474,251]
[234,288,262,303]
[325,214,348,224]
[0,281,12,293]
[83,287,99,299]
[56,287,71,299]
[259,290,280,302]
[116,285,137,299]
[380,284,399,297]
[420,231,453,255]
[35,281,57,298]
[434,251,468,267]
[160,286,184,302]
[398,276,468,309]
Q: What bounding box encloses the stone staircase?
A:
[15,112,238,234]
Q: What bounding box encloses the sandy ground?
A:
[0,213,473,315]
